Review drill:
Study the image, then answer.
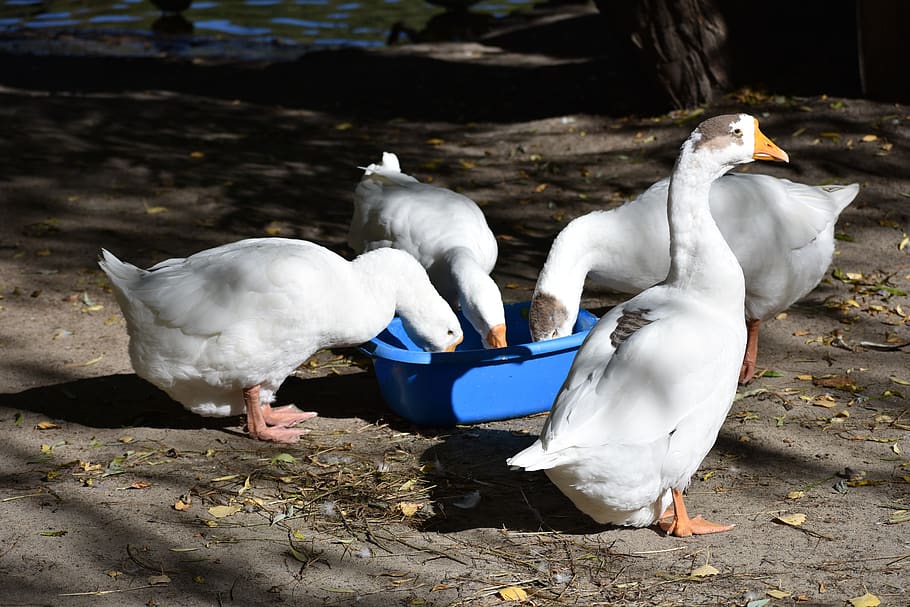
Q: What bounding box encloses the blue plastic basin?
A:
[360,301,598,426]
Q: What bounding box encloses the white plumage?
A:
[509,114,790,536]
[100,237,462,442]
[530,173,857,383]
[349,152,507,349]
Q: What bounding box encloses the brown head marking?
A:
[529,292,569,340]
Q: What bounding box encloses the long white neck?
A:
[534,213,611,312]
[663,151,743,299]
[345,249,432,342]
[444,246,504,336]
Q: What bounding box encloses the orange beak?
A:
[444,334,463,353]
[485,324,508,349]
[752,118,789,163]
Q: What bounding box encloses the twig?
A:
[370,530,469,566]
[59,585,161,596]
[126,544,174,574]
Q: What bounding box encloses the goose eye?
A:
[732,128,743,138]
[447,329,455,336]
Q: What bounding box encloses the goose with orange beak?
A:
[509,115,788,536]
[350,152,507,350]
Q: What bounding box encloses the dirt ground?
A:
[1,3,909,606]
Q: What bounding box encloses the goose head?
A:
[529,290,572,342]
[459,277,508,349]
[681,113,789,177]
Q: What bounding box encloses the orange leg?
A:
[658,488,734,537]
[738,318,761,385]
[242,385,312,443]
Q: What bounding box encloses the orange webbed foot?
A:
[658,488,734,538]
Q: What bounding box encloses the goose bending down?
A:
[508,114,789,536]
[99,238,463,443]
[349,152,507,349]
[530,174,858,383]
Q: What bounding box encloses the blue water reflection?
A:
[0,0,534,48]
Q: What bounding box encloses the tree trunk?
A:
[599,0,730,109]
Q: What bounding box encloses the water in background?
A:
[0,0,536,51]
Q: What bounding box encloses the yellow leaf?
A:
[848,592,881,607]
[812,394,837,408]
[264,221,284,236]
[334,122,353,131]
[459,160,476,169]
[774,513,807,527]
[893,442,902,455]
[174,499,191,511]
[862,134,879,142]
[498,586,528,601]
[398,479,416,491]
[786,490,805,500]
[189,151,205,159]
[691,564,720,578]
[767,589,791,599]
[36,421,60,430]
[71,355,104,367]
[426,138,445,146]
[901,235,910,251]
[238,475,252,495]
[796,374,813,381]
[533,183,548,193]
[207,505,242,518]
[145,206,168,215]
[890,375,910,386]
[81,304,104,312]
[211,474,239,482]
[396,502,422,517]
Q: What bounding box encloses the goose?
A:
[530,173,858,383]
[349,152,507,349]
[508,114,789,536]
[99,238,463,443]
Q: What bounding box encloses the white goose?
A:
[99,238,463,443]
[349,152,507,349]
[508,114,789,536]
[530,173,857,383]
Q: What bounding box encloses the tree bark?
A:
[599,0,730,109]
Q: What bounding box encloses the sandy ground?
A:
[1,3,909,606]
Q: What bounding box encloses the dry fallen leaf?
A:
[498,586,528,601]
[174,499,191,511]
[207,504,242,518]
[691,564,720,578]
[35,421,60,430]
[786,490,805,500]
[396,502,422,517]
[766,589,791,599]
[813,374,863,392]
[148,574,171,585]
[774,513,807,527]
[848,591,881,607]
